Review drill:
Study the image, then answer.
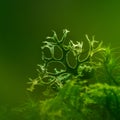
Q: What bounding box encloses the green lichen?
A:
[27,29,106,92]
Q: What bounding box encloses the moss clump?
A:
[11,29,120,120]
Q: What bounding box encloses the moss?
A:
[6,29,120,120]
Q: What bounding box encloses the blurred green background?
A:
[0,0,120,106]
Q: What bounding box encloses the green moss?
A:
[6,29,120,120]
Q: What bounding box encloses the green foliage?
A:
[8,29,120,120]
[39,82,120,120]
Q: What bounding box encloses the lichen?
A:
[27,29,106,92]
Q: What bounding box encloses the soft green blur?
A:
[0,0,120,106]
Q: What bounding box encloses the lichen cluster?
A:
[27,29,106,92]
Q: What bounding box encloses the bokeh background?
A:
[0,0,120,107]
